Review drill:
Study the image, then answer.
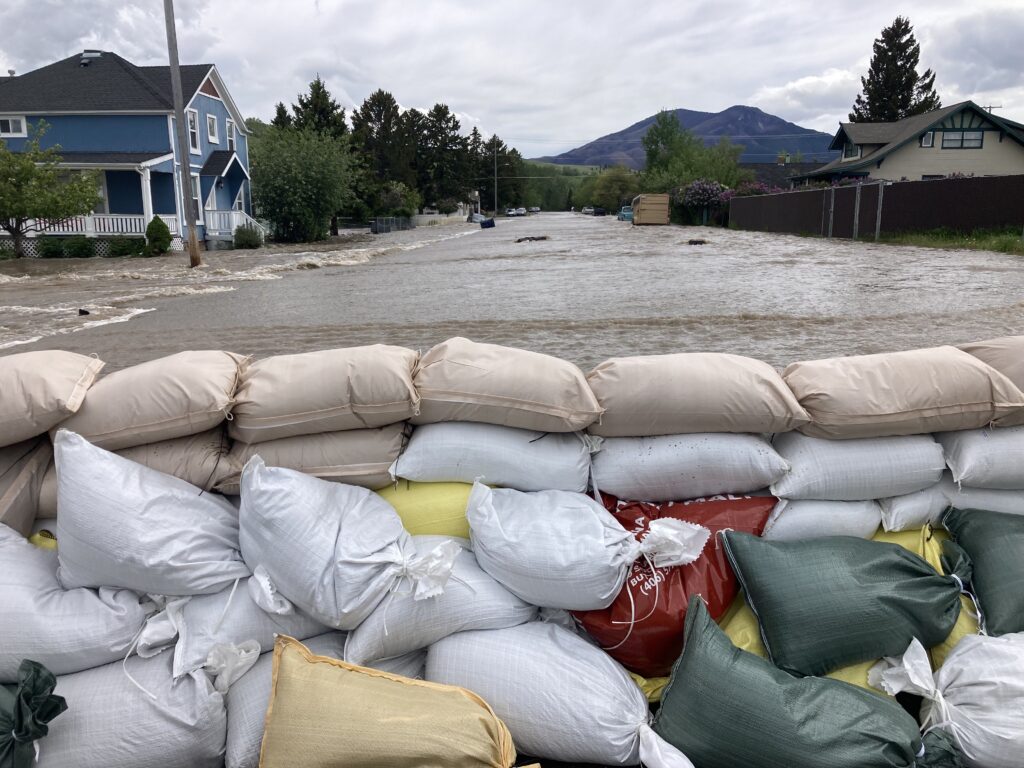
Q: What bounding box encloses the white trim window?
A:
[226,119,235,151]
[207,114,219,144]
[920,131,934,148]
[842,141,861,160]
[189,173,204,224]
[0,116,27,137]
[233,181,245,211]
[186,109,201,154]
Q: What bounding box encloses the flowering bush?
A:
[681,179,728,209]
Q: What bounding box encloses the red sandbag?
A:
[573,493,774,677]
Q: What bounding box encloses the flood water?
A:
[2,212,1022,370]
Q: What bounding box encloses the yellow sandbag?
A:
[376,481,474,539]
[28,528,57,550]
[629,672,668,703]
[260,635,517,768]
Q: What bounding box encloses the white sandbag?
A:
[879,473,1024,531]
[57,350,245,450]
[38,651,226,768]
[238,457,457,629]
[592,434,789,502]
[55,430,249,595]
[959,336,1024,424]
[229,345,419,444]
[344,536,537,666]
[936,426,1024,489]
[216,424,405,494]
[770,432,944,501]
[871,635,1024,768]
[587,353,809,437]
[0,524,150,683]
[0,349,103,448]
[467,483,709,611]
[0,437,51,535]
[391,421,593,492]
[763,499,881,541]
[411,336,602,432]
[426,621,689,766]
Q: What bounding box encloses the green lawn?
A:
[878,226,1024,255]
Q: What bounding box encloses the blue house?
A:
[0,49,263,251]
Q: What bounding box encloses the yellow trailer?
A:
[630,193,671,225]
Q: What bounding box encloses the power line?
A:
[505,133,830,144]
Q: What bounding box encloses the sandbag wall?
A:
[2,335,1024,768]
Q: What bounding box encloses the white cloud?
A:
[752,69,863,132]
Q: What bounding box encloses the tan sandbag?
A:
[216,424,406,494]
[229,345,419,445]
[259,635,517,768]
[784,346,1024,439]
[412,337,602,432]
[959,336,1024,426]
[0,437,52,536]
[57,350,245,450]
[587,353,809,436]
[0,350,104,447]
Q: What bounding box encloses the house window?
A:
[0,116,27,137]
[843,141,860,160]
[226,119,235,151]
[187,110,200,153]
[920,131,934,147]
[189,174,203,223]
[207,114,219,144]
[234,182,245,211]
[942,130,984,149]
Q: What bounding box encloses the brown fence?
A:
[730,174,1024,238]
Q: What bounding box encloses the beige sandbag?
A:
[959,336,1024,426]
[0,437,52,536]
[229,345,419,444]
[784,346,1024,439]
[259,635,517,768]
[216,423,406,494]
[412,337,602,432]
[587,353,809,436]
[57,350,245,450]
[0,350,104,447]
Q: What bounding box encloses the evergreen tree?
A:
[849,16,941,122]
[292,75,348,138]
[351,90,405,184]
[420,104,466,207]
[271,102,292,129]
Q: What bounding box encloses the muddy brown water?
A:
[2,212,1023,370]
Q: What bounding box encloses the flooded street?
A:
[2,212,1022,370]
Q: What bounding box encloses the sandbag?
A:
[392,421,592,492]
[426,622,691,766]
[763,499,882,541]
[229,345,419,444]
[937,426,1024,489]
[376,480,473,538]
[259,635,518,768]
[943,507,1024,635]
[783,345,1024,439]
[0,437,51,535]
[574,494,775,677]
[0,350,103,448]
[770,431,944,501]
[652,597,956,768]
[0,524,150,683]
[56,350,245,450]
[217,424,405,494]
[38,651,226,768]
[587,352,809,436]
[872,635,1024,768]
[55,430,249,595]
[959,335,1024,422]
[0,659,67,768]
[879,473,1024,531]
[722,531,969,676]
[238,457,456,629]
[468,483,709,611]
[411,337,602,432]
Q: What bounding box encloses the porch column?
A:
[139,167,153,225]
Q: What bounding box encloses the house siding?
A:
[105,170,143,214]
[866,131,1024,181]
[3,115,171,153]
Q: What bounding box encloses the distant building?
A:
[791,101,1024,185]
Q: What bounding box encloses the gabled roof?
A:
[200,150,248,178]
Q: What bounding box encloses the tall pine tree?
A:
[270,102,292,129]
[849,17,941,122]
[292,75,348,138]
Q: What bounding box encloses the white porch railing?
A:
[205,209,266,239]
[31,214,179,237]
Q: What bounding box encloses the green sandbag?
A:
[943,507,1024,636]
[653,596,963,768]
[722,531,968,677]
[0,659,66,768]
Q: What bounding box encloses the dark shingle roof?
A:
[52,151,170,165]
[0,51,212,113]
[200,150,236,176]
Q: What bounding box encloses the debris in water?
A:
[688,239,708,245]
[295,262,320,270]
[78,308,90,316]
[516,236,550,243]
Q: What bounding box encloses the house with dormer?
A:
[0,50,262,250]
[792,101,1024,185]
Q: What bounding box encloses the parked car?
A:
[617,205,633,222]
[516,207,527,216]
[581,206,594,215]
[528,206,541,213]
[593,207,607,216]
[506,208,517,217]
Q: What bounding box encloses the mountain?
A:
[533,105,837,169]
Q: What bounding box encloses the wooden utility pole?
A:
[163,0,202,268]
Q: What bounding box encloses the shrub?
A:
[108,238,146,257]
[62,236,94,258]
[437,198,459,215]
[144,216,172,257]
[38,237,67,258]
[234,225,262,249]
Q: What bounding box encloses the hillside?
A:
[534,105,837,168]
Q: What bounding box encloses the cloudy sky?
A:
[2,0,1022,157]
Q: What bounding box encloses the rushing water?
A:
[2,212,1022,370]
